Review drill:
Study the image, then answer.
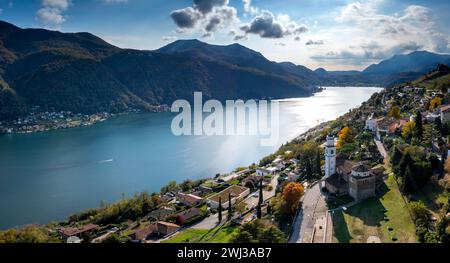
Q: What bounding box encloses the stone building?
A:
[324,135,384,201]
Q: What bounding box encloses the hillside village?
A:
[1,65,450,244]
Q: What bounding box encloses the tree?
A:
[337,127,355,148]
[429,97,443,110]
[402,121,415,140]
[256,182,263,219]
[282,182,304,216]
[409,201,429,221]
[218,197,222,222]
[228,193,232,220]
[304,158,313,179]
[231,220,286,243]
[160,180,179,194]
[388,105,401,119]
[445,157,450,175]
[414,110,423,140]
[315,150,322,176]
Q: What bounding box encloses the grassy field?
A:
[163,224,238,243]
[332,175,417,243]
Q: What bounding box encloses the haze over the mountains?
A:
[0,20,449,121]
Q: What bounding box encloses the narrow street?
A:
[289,182,326,243]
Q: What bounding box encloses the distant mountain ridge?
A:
[0,20,449,121]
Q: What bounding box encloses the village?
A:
[0,108,114,134]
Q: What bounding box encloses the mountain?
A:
[157,40,321,87]
[314,51,450,87]
[363,51,450,76]
[1,20,449,121]
[0,21,316,120]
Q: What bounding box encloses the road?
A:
[289,182,325,243]
[374,139,388,159]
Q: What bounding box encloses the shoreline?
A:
[0,87,383,231]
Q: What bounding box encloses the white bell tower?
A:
[324,134,336,178]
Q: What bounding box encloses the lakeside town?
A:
[1,65,450,243]
[0,105,170,134]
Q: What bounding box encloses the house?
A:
[324,136,385,201]
[128,224,157,242]
[156,221,180,236]
[375,118,408,140]
[289,158,300,165]
[198,185,213,194]
[148,206,175,220]
[440,105,450,123]
[177,193,203,207]
[365,114,378,132]
[59,224,99,240]
[402,86,414,93]
[425,112,440,122]
[242,175,263,190]
[176,208,202,225]
[287,171,300,182]
[206,185,250,209]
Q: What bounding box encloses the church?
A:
[323,135,385,201]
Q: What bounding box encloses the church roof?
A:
[352,163,371,173]
[325,173,347,189]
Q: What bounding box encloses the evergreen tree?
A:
[415,110,423,140]
[315,150,322,176]
[402,164,418,194]
[397,151,414,178]
[434,117,443,137]
[256,202,262,219]
[228,193,232,220]
[305,158,313,179]
[259,181,264,205]
[267,203,272,215]
[256,181,263,219]
[218,197,222,222]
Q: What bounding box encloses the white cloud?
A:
[308,1,449,68]
[37,0,71,26]
[37,7,66,25]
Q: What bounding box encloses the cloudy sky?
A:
[0,0,449,70]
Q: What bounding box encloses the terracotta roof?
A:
[60,224,98,237]
[337,159,356,175]
[440,105,450,112]
[129,224,157,240]
[157,221,180,228]
[177,208,201,220]
[178,193,203,205]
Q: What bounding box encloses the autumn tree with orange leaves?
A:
[282,182,304,216]
[337,126,355,149]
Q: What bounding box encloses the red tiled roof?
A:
[60,224,98,237]
[157,221,180,228]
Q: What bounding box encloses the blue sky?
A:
[0,0,449,70]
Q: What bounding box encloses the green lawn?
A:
[163,224,238,243]
[332,175,417,243]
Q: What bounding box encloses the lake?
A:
[0,87,382,229]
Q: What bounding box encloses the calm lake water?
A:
[0,87,382,229]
